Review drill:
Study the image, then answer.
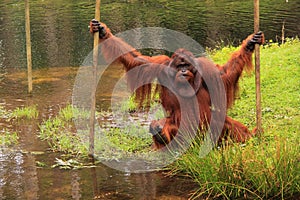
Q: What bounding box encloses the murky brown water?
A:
[0,67,198,200]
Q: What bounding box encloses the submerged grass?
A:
[0,129,19,146]
[38,104,153,159]
[0,106,19,146]
[39,104,88,156]
[171,38,300,199]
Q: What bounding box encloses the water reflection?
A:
[0,149,195,199]
[71,172,81,200]
[0,0,299,70]
[23,153,39,200]
[0,67,196,199]
[2,150,45,199]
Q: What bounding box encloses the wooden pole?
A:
[254,0,262,136]
[281,20,285,45]
[91,167,99,198]
[89,0,101,157]
[25,0,33,93]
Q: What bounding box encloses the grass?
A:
[0,104,40,146]
[11,105,39,119]
[38,103,155,160]
[0,129,19,146]
[0,106,19,146]
[96,99,164,158]
[39,104,88,156]
[0,105,10,119]
[96,125,152,153]
[170,38,300,199]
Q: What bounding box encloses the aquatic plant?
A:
[38,103,154,159]
[0,129,19,146]
[39,106,87,156]
[0,106,19,146]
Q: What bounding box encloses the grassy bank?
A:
[171,38,300,199]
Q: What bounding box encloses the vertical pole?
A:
[281,20,285,45]
[25,0,33,93]
[254,0,262,136]
[91,167,99,198]
[89,0,101,158]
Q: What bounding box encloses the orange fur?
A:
[94,22,264,149]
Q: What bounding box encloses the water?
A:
[0,0,299,70]
[0,0,299,199]
[0,67,196,199]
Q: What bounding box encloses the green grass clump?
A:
[11,105,39,119]
[171,38,300,199]
[39,104,153,159]
[39,105,88,156]
[0,106,19,146]
[172,137,299,199]
[0,105,10,118]
[93,123,153,161]
[0,129,19,146]
[99,125,152,153]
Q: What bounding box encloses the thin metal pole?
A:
[25,0,33,93]
[89,0,101,157]
[254,0,262,136]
